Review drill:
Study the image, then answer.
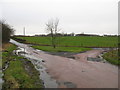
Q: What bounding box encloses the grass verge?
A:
[103,50,120,65]
[2,43,43,89]
[2,43,16,69]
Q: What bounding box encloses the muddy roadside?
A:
[2,44,43,89]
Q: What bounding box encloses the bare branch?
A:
[45,18,61,48]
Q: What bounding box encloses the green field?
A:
[2,43,43,89]
[17,36,118,47]
[14,36,119,65]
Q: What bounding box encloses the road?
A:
[10,39,118,88]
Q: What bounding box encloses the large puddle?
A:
[10,39,58,88]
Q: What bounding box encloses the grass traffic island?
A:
[102,50,120,65]
[2,43,43,89]
[32,45,119,66]
[32,45,92,53]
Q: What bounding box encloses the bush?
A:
[0,21,14,43]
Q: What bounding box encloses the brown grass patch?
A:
[2,43,12,51]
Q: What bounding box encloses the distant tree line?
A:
[15,33,118,37]
[33,33,118,37]
[1,21,14,43]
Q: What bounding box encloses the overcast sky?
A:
[0,0,119,35]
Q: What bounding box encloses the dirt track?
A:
[31,49,118,88]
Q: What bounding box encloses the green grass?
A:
[16,36,118,47]
[4,59,32,88]
[2,44,16,68]
[3,57,42,88]
[32,45,91,53]
[103,50,120,65]
[2,43,43,89]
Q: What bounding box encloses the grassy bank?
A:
[2,43,16,69]
[103,50,120,65]
[2,43,43,89]
[16,36,118,47]
[32,45,91,53]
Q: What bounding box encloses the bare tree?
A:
[46,18,60,48]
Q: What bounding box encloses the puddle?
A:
[87,55,107,63]
[2,62,9,71]
[10,39,58,88]
[87,57,103,62]
[64,82,77,88]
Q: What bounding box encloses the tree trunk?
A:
[51,30,56,48]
